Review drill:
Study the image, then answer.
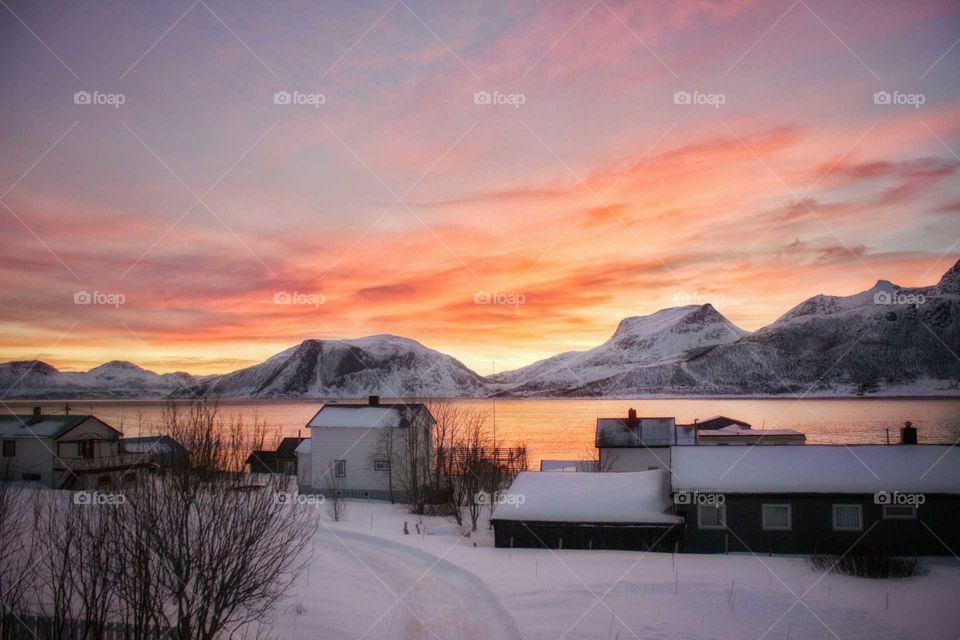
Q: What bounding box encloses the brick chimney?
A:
[29,406,42,424]
[900,421,917,445]
[626,408,639,430]
[368,395,380,406]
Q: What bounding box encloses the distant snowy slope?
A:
[0,360,196,398]
[187,335,488,398]
[491,304,748,395]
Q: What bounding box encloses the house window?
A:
[2,440,14,457]
[335,460,346,477]
[832,504,863,531]
[698,503,726,529]
[762,504,792,530]
[882,505,917,520]
[78,440,95,459]
[374,460,390,471]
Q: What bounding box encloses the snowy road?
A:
[280,527,522,640]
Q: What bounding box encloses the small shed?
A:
[491,470,681,551]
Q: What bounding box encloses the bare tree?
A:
[0,466,39,640]
[321,460,347,522]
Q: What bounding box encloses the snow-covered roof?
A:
[697,425,804,438]
[0,415,105,439]
[307,403,433,428]
[493,470,681,524]
[120,435,184,453]
[295,439,311,454]
[672,445,960,494]
[596,417,696,447]
[539,459,581,472]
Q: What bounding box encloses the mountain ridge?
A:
[1,260,957,399]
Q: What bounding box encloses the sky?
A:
[1,0,959,375]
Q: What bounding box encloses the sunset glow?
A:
[2,0,959,374]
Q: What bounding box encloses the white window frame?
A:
[697,503,726,529]
[882,505,917,520]
[761,503,792,530]
[374,460,390,472]
[832,504,863,531]
[334,459,346,478]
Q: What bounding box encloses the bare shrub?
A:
[809,554,929,579]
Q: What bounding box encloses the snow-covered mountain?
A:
[490,304,748,395]
[0,360,197,398]
[1,260,957,399]
[183,335,488,399]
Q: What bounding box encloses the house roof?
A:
[294,439,311,454]
[671,445,960,495]
[596,417,695,447]
[690,416,752,430]
[493,469,681,524]
[0,414,112,439]
[120,435,185,453]
[696,425,804,439]
[307,403,434,429]
[276,437,305,458]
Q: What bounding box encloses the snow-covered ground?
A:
[277,500,960,639]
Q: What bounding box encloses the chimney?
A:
[368,395,380,406]
[626,408,639,430]
[30,406,42,423]
[900,421,918,445]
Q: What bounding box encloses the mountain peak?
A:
[938,259,960,295]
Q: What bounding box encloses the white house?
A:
[596,410,696,472]
[0,408,142,488]
[298,397,435,501]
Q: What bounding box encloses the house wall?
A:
[492,520,682,551]
[600,447,672,472]
[304,426,432,500]
[1,438,56,486]
[296,451,312,489]
[678,494,960,555]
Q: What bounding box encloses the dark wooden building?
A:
[671,443,960,556]
[491,469,682,551]
[246,437,305,475]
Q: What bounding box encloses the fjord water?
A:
[6,398,958,468]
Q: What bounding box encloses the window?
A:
[832,504,863,531]
[882,505,917,520]
[78,440,95,459]
[21,473,41,482]
[374,460,390,471]
[698,503,726,529]
[2,440,14,457]
[762,504,792,530]
[335,460,346,477]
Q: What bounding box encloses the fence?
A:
[1,612,173,639]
